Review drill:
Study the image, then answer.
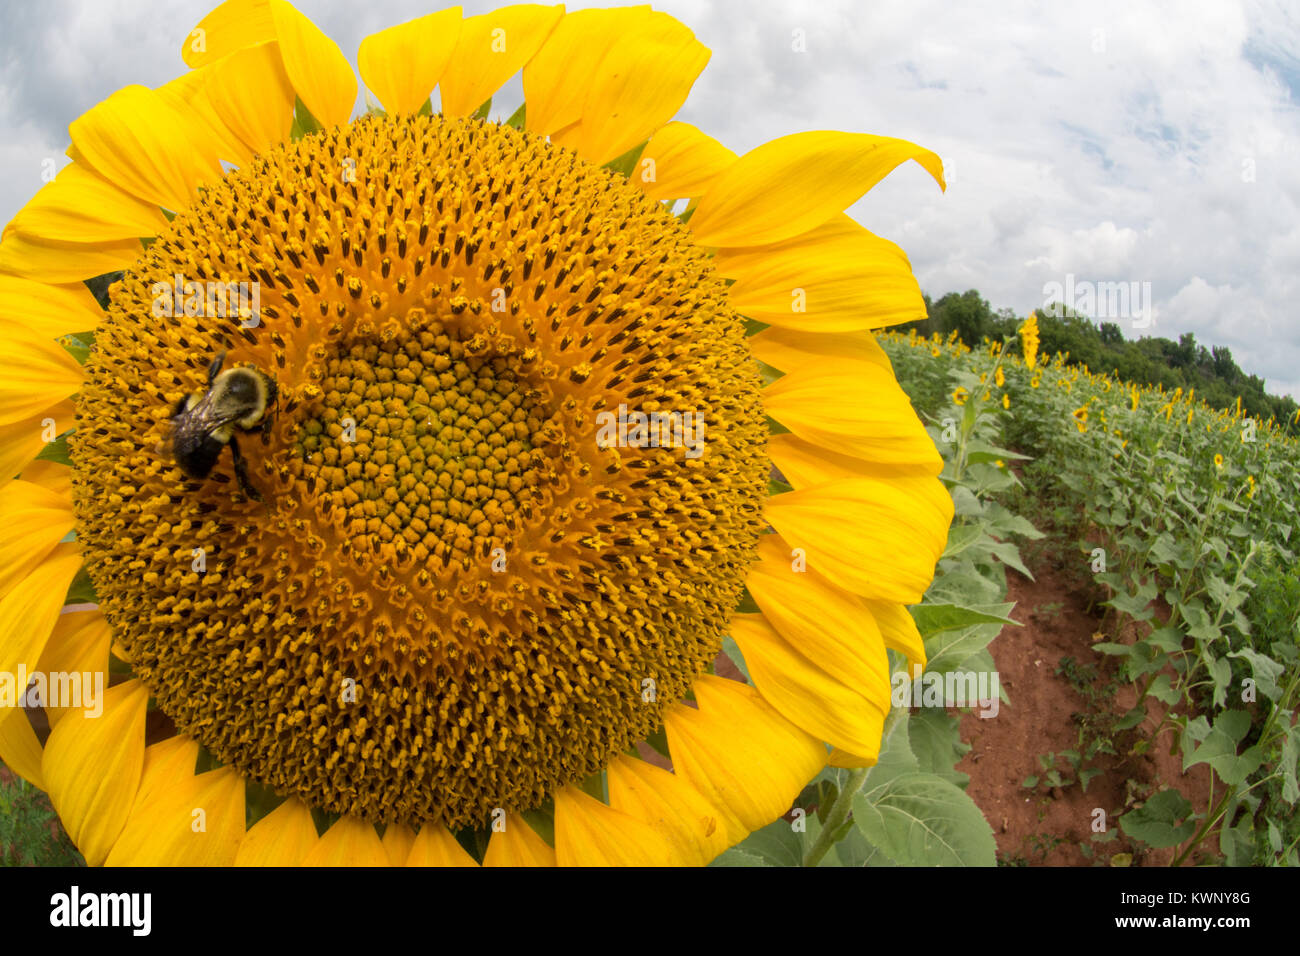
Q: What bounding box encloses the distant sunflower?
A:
[1072,405,1088,434]
[1018,313,1038,370]
[0,2,950,865]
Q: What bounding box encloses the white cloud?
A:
[1,0,1298,398]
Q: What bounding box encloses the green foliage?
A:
[882,328,1300,866]
[0,768,85,866]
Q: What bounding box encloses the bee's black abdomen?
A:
[174,431,224,478]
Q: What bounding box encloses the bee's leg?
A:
[208,351,227,385]
[261,389,277,446]
[228,436,262,501]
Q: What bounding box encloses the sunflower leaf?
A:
[852,771,996,866]
[940,523,983,559]
[1118,789,1196,848]
[504,103,526,130]
[716,817,802,866]
[910,602,1019,638]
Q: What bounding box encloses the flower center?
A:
[70,113,767,827]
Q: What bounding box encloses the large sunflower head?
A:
[0,0,951,866]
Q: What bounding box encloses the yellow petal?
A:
[769,432,941,486]
[575,17,708,165]
[764,477,951,603]
[406,825,480,866]
[746,534,890,700]
[302,815,389,866]
[6,163,167,245]
[0,710,46,788]
[0,548,83,680]
[606,754,728,866]
[752,323,895,374]
[730,613,886,763]
[828,748,876,769]
[0,276,104,340]
[0,479,76,602]
[689,130,944,248]
[202,42,297,155]
[182,0,277,67]
[866,599,927,670]
[439,4,564,118]
[553,785,673,866]
[36,609,111,728]
[0,399,77,485]
[0,232,144,283]
[268,0,357,128]
[481,812,556,866]
[17,460,73,500]
[762,360,941,467]
[131,735,200,810]
[43,680,148,866]
[234,798,319,865]
[158,65,255,167]
[359,8,463,116]
[524,6,652,136]
[0,332,84,427]
[664,673,824,845]
[719,216,925,331]
[633,121,736,201]
[381,823,417,866]
[69,84,226,211]
[106,764,246,866]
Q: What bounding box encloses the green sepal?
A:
[603,140,647,180]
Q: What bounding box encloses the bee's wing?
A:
[169,392,241,456]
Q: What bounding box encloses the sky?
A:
[2,0,1298,397]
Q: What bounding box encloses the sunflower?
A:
[1215,453,1225,469]
[0,1,950,866]
[1018,313,1038,370]
[952,387,969,405]
[1071,405,1088,434]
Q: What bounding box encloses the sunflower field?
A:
[870,321,1300,866]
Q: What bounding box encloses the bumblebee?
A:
[169,352,277,500]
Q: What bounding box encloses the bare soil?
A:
[957,554,1217,866]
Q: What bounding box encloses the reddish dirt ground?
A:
[957,554,1217,866]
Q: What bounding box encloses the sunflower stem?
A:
[800,707,902,867]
